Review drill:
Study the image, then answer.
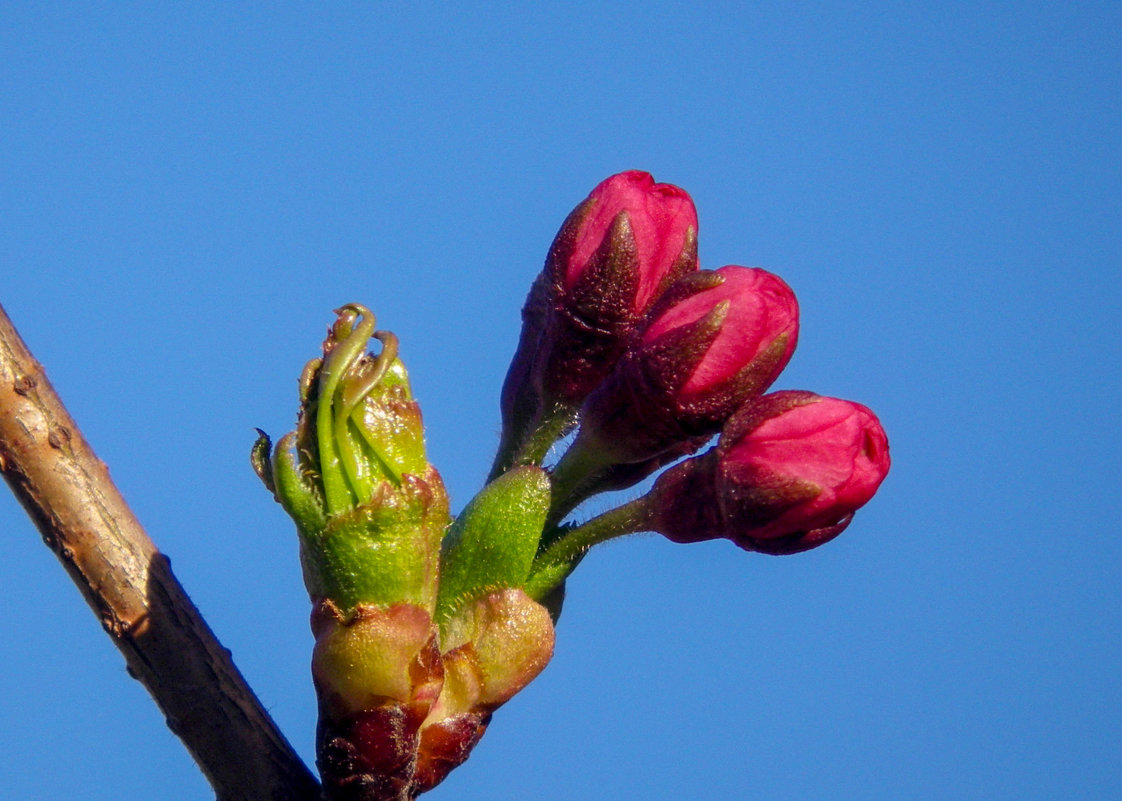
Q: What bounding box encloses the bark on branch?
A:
[0,303,321,801]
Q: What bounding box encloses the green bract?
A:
[436,466,550,627]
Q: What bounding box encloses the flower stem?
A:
[525,495,654,599]
[513,402,577,468]
[546,433,611,524]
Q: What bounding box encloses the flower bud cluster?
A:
[253,171,891,801]
[494,171,890,583]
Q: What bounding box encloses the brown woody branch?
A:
[0,303,321,801]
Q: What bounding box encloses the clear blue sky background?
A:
[2,4,1119,799]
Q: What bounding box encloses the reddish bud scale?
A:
[317,706,430,801]
[312,602,445,801]
[412,714,489,794]
[311,589,555,801]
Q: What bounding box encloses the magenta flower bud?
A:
[643,266,798,400]
[650,391,890,554]
[573,266,799,467]
[493,170,699,475]
[538,170,699,401]
[715,391,890,551]
[551,170,699,315]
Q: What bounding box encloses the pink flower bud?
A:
[536,170,699,403]
[643,266,798,400]
[493,171,699,476]
[717,391,890,552]
[574,266,799,466]
[552,170,699,315]
[649,391,890,554]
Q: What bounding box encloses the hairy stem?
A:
[514,402,577,469]
[525,495,653,599]
[546,433,611,524]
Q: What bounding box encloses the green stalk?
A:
[545,432,612,524]
[524,494,654,600]
[513,401,578,468]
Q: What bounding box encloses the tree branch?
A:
[0,303,321,801]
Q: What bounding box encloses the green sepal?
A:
[436,466,550,625]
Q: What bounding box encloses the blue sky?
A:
[2,3,1120,799]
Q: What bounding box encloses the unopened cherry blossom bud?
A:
[540,169,698,400]
[574,266,798,468]
[493,170,698,475]
[549,170,699,323]
[650,391,890,554]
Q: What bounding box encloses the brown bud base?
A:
[318,705,431,801]
[318,707,491,801]
[312,590,555,800]
[313,601,444,801]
